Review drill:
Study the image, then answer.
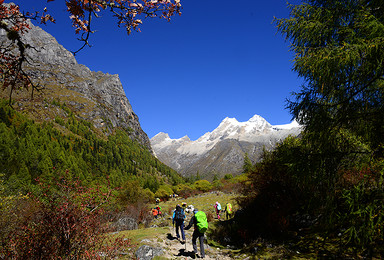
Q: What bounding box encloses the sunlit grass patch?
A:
[111,226,169,246]
[152,191,240,222]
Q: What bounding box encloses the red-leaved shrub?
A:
[2,173,135,259]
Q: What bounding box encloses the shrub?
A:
[219,180,243,194]
[143,188,155,202]
[0,175,29,252]
[155,184,173,200]
[2,173,134,259]
[193,180,212,192]
[206,211,214,223]
[337,166,384,249]
[211,180,223,190]
[174,183,199,198]
[174,183,190,194]
[118,180,154,206]
[154,188,170,200]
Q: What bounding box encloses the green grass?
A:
[152,191,239,219]
[152,257,169,260]
[108,191,344,259]
[107,192,241,259]
[112,226,169,246]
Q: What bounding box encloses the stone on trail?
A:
[135,245,165,260]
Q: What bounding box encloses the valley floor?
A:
[116,191,382,259]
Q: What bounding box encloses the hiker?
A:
[182,202,187,211]
[155,197,160,204]
[172,205,186,243]
[185,208,208,259]
[156,205,162,217]
[152,207,158,219]
[224,202,233,220]
[185,204,194,214]
[214,201,221,220]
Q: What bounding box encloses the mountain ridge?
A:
[151,115,301,179]
[0,20,152,151]
[0,17,185,190]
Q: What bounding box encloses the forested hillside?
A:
[0,98,183,194]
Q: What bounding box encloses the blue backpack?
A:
[175,207,185,220]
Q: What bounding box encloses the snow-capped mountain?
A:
[151,115,302,179]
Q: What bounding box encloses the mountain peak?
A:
[248,114,265,123]
[153,132,170,138]
[222,117,239,124]
[220,115,270,127]
[151,132,170,143]
[179,135,191,142]
[150,114,302,178]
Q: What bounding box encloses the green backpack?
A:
[226,203,232,214]
[195,211,208,233]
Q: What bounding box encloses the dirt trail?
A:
[146,226,236,259]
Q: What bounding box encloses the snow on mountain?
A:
[150,114,302,178]
[151,132,192,150]
[152,115,300,156]
[272,119,300,130]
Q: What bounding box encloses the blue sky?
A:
[13,0,303,140]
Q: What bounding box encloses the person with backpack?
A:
[224,202,233,220]
[214,201,221,220]
[156,205,162,217]
[172,204,186,243]
[182,202,187,212]
[185,208,208,259]
[152,207,158,219]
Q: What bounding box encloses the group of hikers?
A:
[151,198,233,258]
[152,198,163,218]
[152,205,162,218]
[214,201,233,220]
[170,201,233,259]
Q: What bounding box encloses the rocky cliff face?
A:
[0,21,151,151]
[151,115,301,179]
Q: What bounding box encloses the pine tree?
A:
[275,0,384,154]
[242,153,254,174]
[8,162,31,192]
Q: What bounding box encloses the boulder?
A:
[135,245,164,260]
[111,216,138,231]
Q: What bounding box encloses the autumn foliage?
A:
[1,173,135,259]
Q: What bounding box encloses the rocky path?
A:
[142,226,237,259]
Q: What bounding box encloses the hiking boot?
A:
[191,252,196,259]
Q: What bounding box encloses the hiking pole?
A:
[172,222,175,238]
